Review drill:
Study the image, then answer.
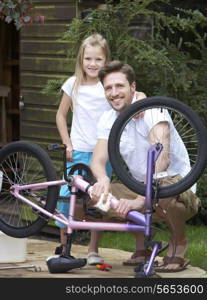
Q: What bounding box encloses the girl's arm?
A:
[135,91,146,100]
[56,92,73,161]
[133,91,147,119]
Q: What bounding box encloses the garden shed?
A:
[0,0,111,169]
[0,0,154,171]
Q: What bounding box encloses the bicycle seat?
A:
[46,255,87,273]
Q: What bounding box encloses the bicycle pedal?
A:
[134,262,145,273]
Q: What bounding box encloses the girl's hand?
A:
[65,144,73,161]
[133,91,147,120]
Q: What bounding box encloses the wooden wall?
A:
[20,0,77,172]
[19,0,108,173]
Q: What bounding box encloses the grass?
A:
[99,224,207,271]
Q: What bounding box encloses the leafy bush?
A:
[45,0,207,223]
[62,0,207,113]
[0,0,44,29]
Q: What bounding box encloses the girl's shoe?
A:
[87,252,104,265]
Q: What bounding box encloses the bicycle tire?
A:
[68,163,96,184]
[0,141,59,238]
[108,96,207,198]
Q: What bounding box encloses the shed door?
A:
[19,1,77,152]
[0,21,20,147]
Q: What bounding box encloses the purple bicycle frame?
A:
[11,144,162,275]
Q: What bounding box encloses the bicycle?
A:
[0,96,206,277]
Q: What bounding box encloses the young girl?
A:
[55,33,112,265]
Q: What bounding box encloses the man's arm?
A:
[91,139,145,214]
[149,121,170,172]
[114,121,170,218]
[90,139,111,202]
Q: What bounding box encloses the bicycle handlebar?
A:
[47,144,66,151]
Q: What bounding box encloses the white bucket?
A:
[0,231,27,263]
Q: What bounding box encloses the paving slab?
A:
[0,238,206,278]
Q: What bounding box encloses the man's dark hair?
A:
[98,60,136,85]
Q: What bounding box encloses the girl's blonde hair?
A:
[72,33,110,103]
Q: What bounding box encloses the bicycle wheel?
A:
[0,141,59,238]
[108,96,207,198]
[68,163,96,184]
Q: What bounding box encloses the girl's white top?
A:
[62,76,111,152]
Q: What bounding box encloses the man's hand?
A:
[115,195,145,217]
[90,176,111,203]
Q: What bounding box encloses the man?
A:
[90,61,200,272]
